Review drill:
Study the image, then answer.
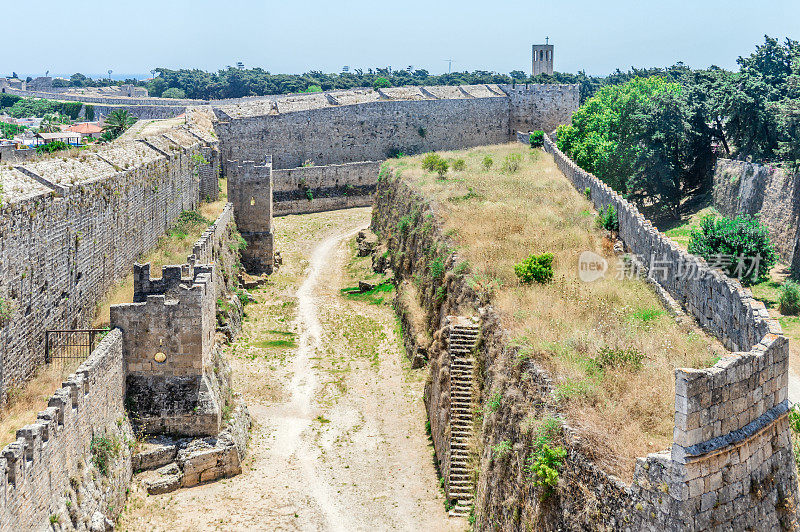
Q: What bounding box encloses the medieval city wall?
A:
[0,329,133,531]
[272,161,380,215]
[0,127,219,400]
[712,158,800,268]
[215,97,511,169]
[371,134,798,530]
[504,83,580,134]
[539,133,797,530]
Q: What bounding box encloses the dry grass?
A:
[0,183,227,447]
[0,360,81,446]
[387,143,725,480]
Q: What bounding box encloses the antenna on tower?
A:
[443,59,455,74]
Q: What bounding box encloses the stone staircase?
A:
[447,317,480,518]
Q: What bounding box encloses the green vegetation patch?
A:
[340,281,394,305]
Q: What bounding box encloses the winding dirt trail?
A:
[121,209,463,532]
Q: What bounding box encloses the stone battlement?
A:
[111,263,220,436]
[0,329,126,531]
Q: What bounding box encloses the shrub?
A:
[501,153,522,173]
[524,416,566,497]
[305,189,313,201]
[91,435,120,476]
[687,214,778,285]
[487,392,502,412]
[84,104,95,121]
[36,141,70,154]
[584,187,591,200]
[417,126,427,137]
[780,280,800,315]
[373,77,391,89]
[593,347,644,371]
[451,158,466,171]
[428,255,446,280]
[482,155,493,170]
[597,205,619,232]
[528,444,567,492]
[421,152,448,177]
[514,252,554,284]
[529,130,545,148]
[492,440,512,459]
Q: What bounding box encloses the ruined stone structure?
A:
[713,158,800,277]
[111,263,221,436]
[227,158,275,274]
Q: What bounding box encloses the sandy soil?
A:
[120,208,464,531]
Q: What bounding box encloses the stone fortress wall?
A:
[0,121,220,402]
[271,161,381,215]
[712,158,800,277]
[213,83,579,215]
[0,329,129,531]
[534,132,798,530]
[0,200,239,531]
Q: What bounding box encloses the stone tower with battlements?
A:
[227,157,275,274]
[110,263,221,436]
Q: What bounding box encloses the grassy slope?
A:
[387,143,724,480]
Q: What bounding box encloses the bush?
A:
[780,281,800,315]
[90,435,120,477]
[421,153,448,177]
[593,347,644,371]
[528,444,567,492]
[36,141,70,154]
[451,158,466,171]
[84,104,95,121]
[687,214,778,285]
[514,252,554,284]
[529,130,545,148]
[482,155,493,170]
[596,205,619,232]
[373,77,391,89]
[501,153,522,173]
[584,187,591,200]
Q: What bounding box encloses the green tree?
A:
[161,87,187,99]
[373,77,391,90]
[101,109,136,140]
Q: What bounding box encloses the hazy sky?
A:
[5,0,798,79]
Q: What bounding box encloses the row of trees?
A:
[555,36,800,216]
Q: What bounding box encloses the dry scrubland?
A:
[388,143,726,479]
[0,183,227,447]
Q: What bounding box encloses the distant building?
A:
[34,131,82,146]
[66,122,104,139]
[532,43,554,76]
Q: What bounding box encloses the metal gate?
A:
[45,329,109,365]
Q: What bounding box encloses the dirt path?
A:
[121,208,463,531]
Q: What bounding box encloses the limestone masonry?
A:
[713,158,800,277]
